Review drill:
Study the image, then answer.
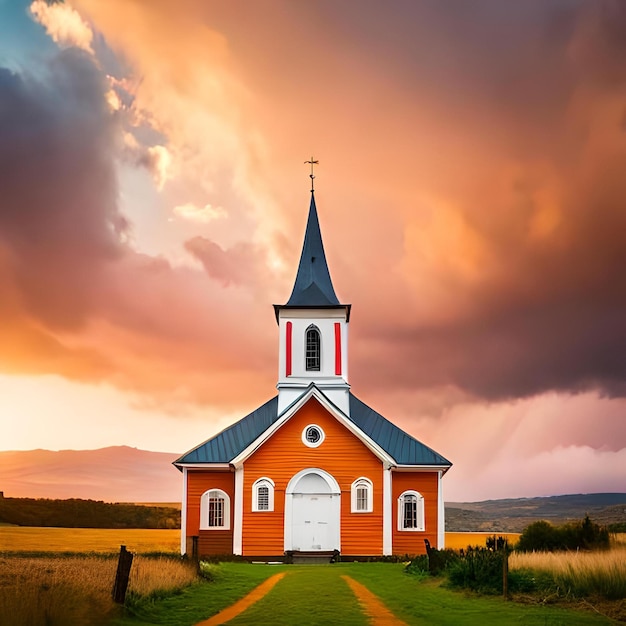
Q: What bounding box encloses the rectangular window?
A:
[257,486,269,510]
[356,486,368,511]
[208,496,224,527]
[306,328,321,371]
[403,499,417,529]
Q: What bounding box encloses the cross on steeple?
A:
[304,157,319,192]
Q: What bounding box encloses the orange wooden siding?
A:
[186,470,234,556]
[242,397,384,556]
[391,471,438,556]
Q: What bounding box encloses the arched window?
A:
[252,477,275,512]
[351,477,373,513]
[398,490,424,531]
[200,489,231,530]
[305,325,321,371]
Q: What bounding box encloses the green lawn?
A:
[113,562,613,626]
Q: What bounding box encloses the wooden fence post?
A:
[112,545,134,604]
[502,542,509,600]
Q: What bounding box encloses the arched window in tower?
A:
[305,325,321,371]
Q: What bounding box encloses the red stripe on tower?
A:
[286,321,292,376]
[334,323,342,375]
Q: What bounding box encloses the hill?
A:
[0,496,180,529]
[2,448,625,532]
[446,493,626,532]
[0,447,181,502]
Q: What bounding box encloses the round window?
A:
[302,424,325,448]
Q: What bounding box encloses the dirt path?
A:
[342,575,409,626]
[195,572,287,626]
[195,569,408,626]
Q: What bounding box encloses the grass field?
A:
[1,529,622,625]
[114,562,613,626]
[0,527,520,554]
[445,532,520,550]
[0,527,180,553]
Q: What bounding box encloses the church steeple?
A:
[274,185,351,416]
[284,193,340,308]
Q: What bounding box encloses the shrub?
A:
[446,547,507,594]
[517,516,609,552]
[405,549,460,577]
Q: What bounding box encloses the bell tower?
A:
[274,184,351,415]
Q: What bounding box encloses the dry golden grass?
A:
[2,527,530,555]
[129,555,198,596]
[0,554,198,626]
[130,502,181,509]
[0,526,179,553]
[510,546,626,577]
[510,541,626,601]
[445,532,520,550]
[0,556,117,626]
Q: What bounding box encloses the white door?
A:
[288,471,340,552]
[292,493,334,550]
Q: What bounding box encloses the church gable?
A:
[243,396,383,474]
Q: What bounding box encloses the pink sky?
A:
[1,0,625,501]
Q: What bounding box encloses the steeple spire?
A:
[284,192,340,307]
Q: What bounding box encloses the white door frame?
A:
[284,468,341,552]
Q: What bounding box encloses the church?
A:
[174,181,451,560]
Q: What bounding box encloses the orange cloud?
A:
[5,0,624,423]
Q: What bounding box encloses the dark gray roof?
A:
[348,393,451,466]
[284,193,340,307]
[174,390,451,468]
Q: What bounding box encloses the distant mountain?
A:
[446,493,626,532]
[2,448,626,532]
[0,446,181,502]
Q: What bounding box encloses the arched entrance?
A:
[284,468,340,552]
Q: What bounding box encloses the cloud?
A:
[0,48,274,409]
[7,1,626,427]
[341,0,626,403]
[29,0,94,54]
[0,50,121,329]
[388,391,626,501]
[141,145,172,190]
[184,236,265,287]
[173,202,226,223]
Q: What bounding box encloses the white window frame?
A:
[397,490,425,531]
[302,424,325,448]
[200,488,231,530]
[252,477,275,512]
[351,477,373,513]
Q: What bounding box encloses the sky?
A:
[0,0,625,502]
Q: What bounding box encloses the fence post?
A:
[502,541,509,600]
[112,545,134,604]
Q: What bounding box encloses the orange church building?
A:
[174,187,451,559]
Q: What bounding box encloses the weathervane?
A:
[304,157,319,192]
